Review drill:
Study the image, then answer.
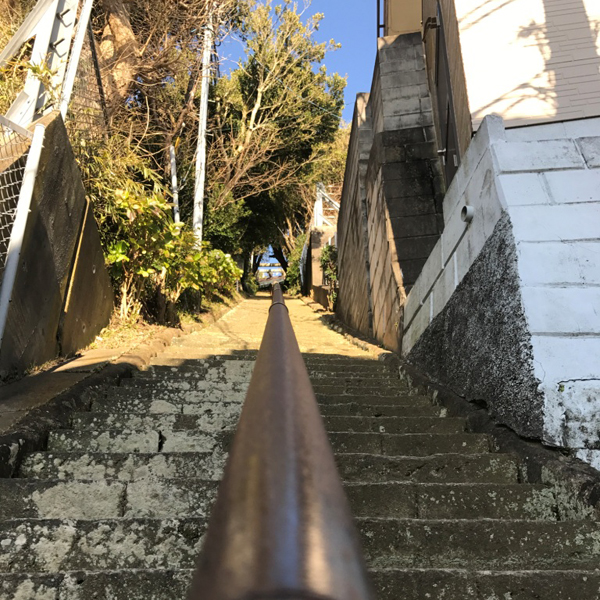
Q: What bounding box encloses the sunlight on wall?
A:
[456,0,600,128]
[385,0,422,36]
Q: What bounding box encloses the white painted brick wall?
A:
[404,114,600,467]
[403,115,506,352]
[510,204,600,241]
[516,241,600,285]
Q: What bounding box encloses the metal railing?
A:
[188,284,373,600]
[313,183,340,228]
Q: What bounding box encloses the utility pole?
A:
[169,145,180,224]
[193,8,214,244]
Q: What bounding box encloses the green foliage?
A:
[243,275,259,295]
[320,244,338,310]
[207,0,345,261]
[203,191,249,255]
[285,232,307,295]
[80,134,242,321]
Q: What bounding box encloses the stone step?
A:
[119,377,250,393]
[89,387,432,413]
[5,568,600,600]
[19,452,226,482]
[47,429,231,454]
[90,386,246,412]
[19,451,518,485]
[319,403,446,418]
[316,394,433,406]
[0,479,218,520]
[4,517,600,574]
[72,412,458,436]
[329,432,492,456]
[309,371,401,380]
[0,570,192,600]
[131,372,407,394]
[0,478,553,521]
[335,453,521,484]
[146,363,399,380]
[359,519,600,570]
[324,416,465,434]
[371,568,600,600]
[72,410,240,433]
[312,384,412,397]
[345,482,557,520]
[150,354,257,366]
[301,357,392,369]
[0,518,206,573]
[48,429,488,457]
[137,360,254,380]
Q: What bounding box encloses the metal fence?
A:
[0,0,107,338]
[0,118,32,285]
[63,20,109,161]
[0,0,107,266]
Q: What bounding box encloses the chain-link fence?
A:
[0,121,31,286]
[64,20,109,164]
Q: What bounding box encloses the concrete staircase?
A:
[1,300,600,598]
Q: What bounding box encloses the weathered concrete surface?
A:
[408,213,545,439]
[0,113,112,378]
[0,372,89,434]
[58,202,114,357]
[360,518,600,570]
[2,294,600,599]
[337,34,444,353]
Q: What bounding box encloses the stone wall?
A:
[0,113,113,378]
[403,114,600,467]
[337,33,444,352]
[336,94,373,336]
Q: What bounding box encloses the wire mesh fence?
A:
[64,21,109,165]
[0,121,31,285]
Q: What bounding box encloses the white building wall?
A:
[455,0,600,127]
[403,114,600,465]
[501,118,600,456]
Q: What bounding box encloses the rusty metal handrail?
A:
[188,283,373,600]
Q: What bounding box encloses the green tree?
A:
[205,0,345,272]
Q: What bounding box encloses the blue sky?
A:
[219,0,377,124]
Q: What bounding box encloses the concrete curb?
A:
[299,295,600,518]
[0,296,244,478]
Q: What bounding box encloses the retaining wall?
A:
[336,33,443,351]
[404,114,600,465]
[0,113,113,378]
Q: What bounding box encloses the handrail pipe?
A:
[188,284,374,600]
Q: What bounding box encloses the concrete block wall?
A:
[336,94,373,336]
[369,35,444,291]
[404,113,600,467]
[337,33,444,352]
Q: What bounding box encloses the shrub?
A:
[80,134,242,322]
[320,243,338,310]
[285,233,307,295]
